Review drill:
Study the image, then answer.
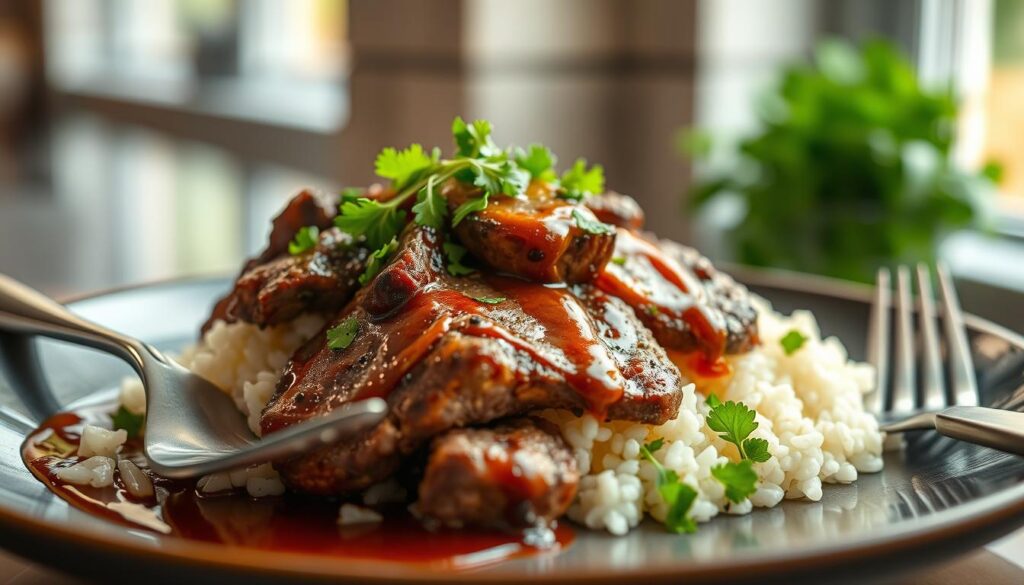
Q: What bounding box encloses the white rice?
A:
[115,298,883,531]
[78,424,127,459]
[544,297,884,534]
[56,455,116,488]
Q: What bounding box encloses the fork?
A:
[0,273,388,479]
[867,264,1024,455]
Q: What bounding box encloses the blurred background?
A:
[0,0,1023,329]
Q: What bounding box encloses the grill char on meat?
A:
[263,225,683,495]
[418,418,579,529]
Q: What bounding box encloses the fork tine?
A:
[865,267,890,415]
[916,264,946,410]
[936,264,978,406]
[892,266,916,413]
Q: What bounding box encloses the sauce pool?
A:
[21,408,573,569]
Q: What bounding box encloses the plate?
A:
[1,270,1024,584]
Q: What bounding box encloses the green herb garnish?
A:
[288,226,320,256]
[470,295,506,305]
[358,237,399,286]
[560,158,605,201]
[111,406,145,439]
[711,460,758,503]
[572,209,615,236]
[611,256,627,266]
[443,242,476,276]
[640,438,698,533]
[327,318,360,350]
[333,117,608,255]
[780,329,808,356]
[706,400,771,463]
[515,144,557,181]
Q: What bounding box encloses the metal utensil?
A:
[867,264,1024,455]
[0,273,386,479]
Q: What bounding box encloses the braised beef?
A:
[263,225,682,494]
[445,181,616,284]
[583,191,645,230]
[417,418,578,529]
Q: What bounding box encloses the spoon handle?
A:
[0,273,145,372]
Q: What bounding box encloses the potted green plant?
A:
[685,39,1001,283]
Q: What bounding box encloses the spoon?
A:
[0,273,387,479]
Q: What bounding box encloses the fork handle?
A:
[935,406,1024,456]
[0,273,147,373]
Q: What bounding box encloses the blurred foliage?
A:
[685,39,1000,283]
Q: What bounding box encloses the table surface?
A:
[3,532,1024,584]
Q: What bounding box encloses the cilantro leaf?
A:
[645,437,665,453]
[443,242,476,276]
[560,158,605,200]
[780,329,808,356]
[711,460,758,503]
[471,295,505,305]
[334,198,407,250]
[571,209,615,235]
[111,406,145,439]
[327,317,360,350]
[288,225,320,256]
[705,393,722,408]
[452,193,490,226]
[374,144,435,189]
[452,117,500,158]
[515,144,557,181]
[611,256,626,266]
[743,438,771,463]
[358,237,399,286]
[640,439,698,533]
[706,400,758,455]
[706,400,772,463]
[412,175,448,229]
[498,161,530,196]
[340,187,364,203]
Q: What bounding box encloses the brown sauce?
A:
[596,229,729,361]
[21,408,573,569]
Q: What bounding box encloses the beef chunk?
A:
[584,192,645,230]
[445,180,616,283]
[253,189,339,266]
[212,228,369,328]
[594,229,759,359]
[204,190,372,331]
[417,418,578,529]
[264,225,682,494]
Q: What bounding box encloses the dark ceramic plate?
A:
[1,270,1024,584]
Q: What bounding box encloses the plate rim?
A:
[2,268,1024,583]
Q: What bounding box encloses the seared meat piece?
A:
[584,192,645,230]
[252,189,338,267]
[264,225,682,494]
[417,418,578,529]
[594,229,759,359]
[204,189,377,331]
[445,180,616,283]
[212,228,369,327]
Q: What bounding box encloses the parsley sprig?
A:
[640,438,698,533]
[704,395,772,503]
[332,116,606,278]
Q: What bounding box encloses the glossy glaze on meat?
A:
[263,225,682,494]
[445,181,616,284]
[200,180,760,528]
